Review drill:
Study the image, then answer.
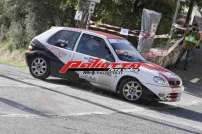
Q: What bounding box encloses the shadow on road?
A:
[0,97,48,117]
[0,74,201,134]
[183,82,202,98]
[45,78,202,123]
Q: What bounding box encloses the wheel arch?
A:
[116,75,141,93]
[116,75,159,101]
[26,50,50,66]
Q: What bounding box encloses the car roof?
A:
[52,26,124,40]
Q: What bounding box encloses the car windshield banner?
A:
[137,9,162,53]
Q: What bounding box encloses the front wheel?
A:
[118,78,143,102]
[29,56,50,80]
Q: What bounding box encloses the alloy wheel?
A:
[31,57,48,77]
[122,80,143,101]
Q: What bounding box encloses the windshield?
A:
[109,39,146,62]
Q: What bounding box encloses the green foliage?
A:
[0,0,76,49]
[94,0,176,33]
[8,21,28,49]
[0,0,197,50]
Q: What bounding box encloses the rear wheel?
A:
[118,78,143,102]
[29,56,50,79]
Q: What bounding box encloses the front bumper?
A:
[144,83,184,102]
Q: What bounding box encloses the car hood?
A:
[139,62,180,80]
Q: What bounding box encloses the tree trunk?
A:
[184,0,195,27]
[76,0,90,28]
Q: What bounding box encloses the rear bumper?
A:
[25,51,32,66]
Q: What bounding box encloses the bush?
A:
[8,21,28,49]
[0,0,77,50]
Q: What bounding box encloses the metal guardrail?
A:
[89,21,169,39]
[89,21,139,37]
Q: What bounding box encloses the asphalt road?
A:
[172,44,202,86]
[0,64,202,134]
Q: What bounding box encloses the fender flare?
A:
[25,50,53,65]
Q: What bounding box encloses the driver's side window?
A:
[76,34,115,62]
[48,30,80,50]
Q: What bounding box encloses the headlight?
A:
[28,45,33,51]
[153,76,167,85]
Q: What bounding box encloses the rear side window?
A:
[48,30,80,50]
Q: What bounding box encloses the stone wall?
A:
[142,38,184,67]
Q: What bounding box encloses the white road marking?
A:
[0,114,40,118]
[68,111,109,116]
[190,78,200,83]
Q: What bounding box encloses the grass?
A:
[0,41,27,70]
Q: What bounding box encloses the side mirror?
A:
[55,39,68,48]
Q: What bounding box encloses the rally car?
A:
[25,27,184,102]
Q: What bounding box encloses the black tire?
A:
[29,56,50,80]
[118,78,144,102]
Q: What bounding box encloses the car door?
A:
[73,33,115,87]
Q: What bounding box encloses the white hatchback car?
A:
[25,27,184,102]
